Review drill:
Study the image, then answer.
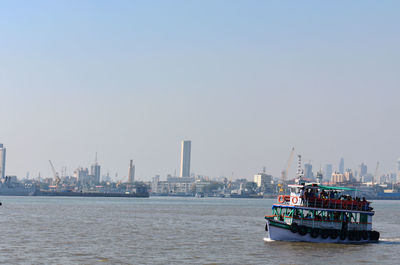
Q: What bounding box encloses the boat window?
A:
[360,213,368,223]
[303,209,311,219]
[355,213,360,223]
[349,213,353,223]
[332,211,340,221]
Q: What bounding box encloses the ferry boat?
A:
[265,157,380,243]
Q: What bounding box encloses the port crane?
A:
[280,147,295,192]
[49,160,61,187]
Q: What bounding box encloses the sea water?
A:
[0,196,398,264]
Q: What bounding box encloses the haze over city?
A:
[1,1,399,180]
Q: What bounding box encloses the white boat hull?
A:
[266,220,374,244]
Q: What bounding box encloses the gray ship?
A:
[0,178,37,196]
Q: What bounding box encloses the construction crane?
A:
[280,147,295,192]
[373,161,379,186]
[49,160,61,186]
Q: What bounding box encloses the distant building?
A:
[180,140,191,178]
[75,167,89,185]
[331,172,345,184]
[128,160,135,183]
[151,175,160,193]
[331,169,355,184]
[339,158,344,174]
[0,144,6,179]
[361,174,373,183]
[152,176,195,195]
[324,164,333,182]
[380,173,396,184]
[254,173,272,190]
[102,172,111,182]
[90,160,101,184]
[304,163,313,179]
[397,158,400,183]
[359,163,368,182]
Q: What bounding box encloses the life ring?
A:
[291,196,299,204]
[278,195,284,203]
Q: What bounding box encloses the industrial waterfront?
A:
[0,196,399,264]
[0,142,400,199]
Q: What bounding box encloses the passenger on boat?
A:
[362,197,372,211]
[319,190,327,199]
[303,189,309,205]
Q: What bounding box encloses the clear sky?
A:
[1,0,399,181]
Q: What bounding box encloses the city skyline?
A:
[1,1,399,180]
[0,141,399,183]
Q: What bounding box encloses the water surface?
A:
[0,196,398,264]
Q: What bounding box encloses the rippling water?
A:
[0,196,399,264]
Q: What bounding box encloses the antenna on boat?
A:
[295,155,304,184]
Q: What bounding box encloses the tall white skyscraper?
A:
[0,144,6,179]
[180,140,191,178]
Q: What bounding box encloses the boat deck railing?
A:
[277,195,372,211]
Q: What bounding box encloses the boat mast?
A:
[295,155,304,184]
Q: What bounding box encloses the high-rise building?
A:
[179,140,191,178]
[359,163,368,182]
[128,160,135,183]
[90,152,101,184]
[324,164,333,182]
[90,164,101,184]
[331,170,354,184]
[304,163,313,179]
[339,158,344,174]
[75,167,89,185]
[0,144,6,179]
[254,172,272,192]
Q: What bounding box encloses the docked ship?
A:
[265,157,380,243]
[0,177,37,196]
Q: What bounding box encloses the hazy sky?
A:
[1,1,399,181]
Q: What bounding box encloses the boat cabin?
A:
[278,183,372,211]
[270,205,373,231]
